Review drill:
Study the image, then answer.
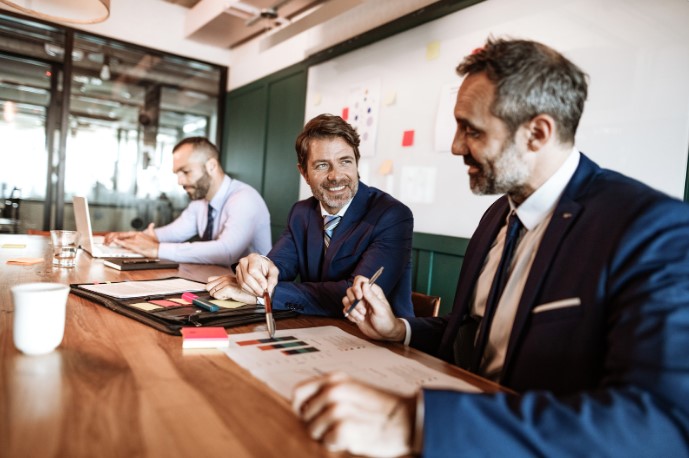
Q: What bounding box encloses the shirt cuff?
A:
[401,318,412,346]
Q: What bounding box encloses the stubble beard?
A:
[469,139,530,198]
[186,170,212,200]
[313,178,358,212]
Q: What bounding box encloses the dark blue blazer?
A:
[269,181,414,317]
[410,154,689,456]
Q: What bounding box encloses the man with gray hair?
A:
[292,38,689,456]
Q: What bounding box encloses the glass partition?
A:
[0,12,225,232]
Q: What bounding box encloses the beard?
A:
[310,178,358,212]
[465,138,530,198]
[184,170,212,200]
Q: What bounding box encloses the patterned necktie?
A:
[323,215,341,251]
[202,204,214,241]
[455,211,523,372]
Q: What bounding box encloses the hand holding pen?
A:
[343,268,407,343]
[344,266,384,317]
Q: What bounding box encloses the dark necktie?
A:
[454,212,523,372]
[323,215,341,251]
[202,204,214,241]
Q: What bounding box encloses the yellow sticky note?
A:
[7,257,43,265]
[2,243,26,249]
[129,302,163,311]
[426,41,440,61]
[383,91,397,106]
[379,159,394,176]
[210,299,246,309]
[169,298,192,305]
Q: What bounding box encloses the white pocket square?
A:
[532,298,581,314]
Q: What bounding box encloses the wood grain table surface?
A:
[0,234,503,457]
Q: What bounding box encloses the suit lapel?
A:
[501,155,599,377]
[439,198,509,361]
[307,203,325,280]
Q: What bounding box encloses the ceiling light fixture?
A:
[0,0,110,24]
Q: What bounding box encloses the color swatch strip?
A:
[282,347,319,356]
[236,336,297,346]
[258,341,308,351]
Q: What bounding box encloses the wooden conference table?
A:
[0,234,503,457]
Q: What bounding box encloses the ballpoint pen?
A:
[264,290,276,338]
[344,266,384,318]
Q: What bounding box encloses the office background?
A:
[2,0,688,314]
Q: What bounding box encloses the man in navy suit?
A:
[291,38,689,456]
[206,114,414,317]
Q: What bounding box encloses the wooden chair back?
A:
[411,291,441,318]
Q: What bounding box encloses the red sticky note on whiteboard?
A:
[402,130,415,147]
[341,107,349,121]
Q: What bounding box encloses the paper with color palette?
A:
[223,326,481,399]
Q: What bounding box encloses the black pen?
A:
[344,266,384,318]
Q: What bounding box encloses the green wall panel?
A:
[223,85,267,192]
[263,70,307,240]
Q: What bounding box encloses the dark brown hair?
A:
[172,136,220,162]
[295,114,360,170]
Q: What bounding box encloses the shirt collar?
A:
[510,147,580,231]
[320,198,353,218]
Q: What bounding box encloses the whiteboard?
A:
[303,0,689,238]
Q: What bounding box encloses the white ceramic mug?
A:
[11,283,70,355]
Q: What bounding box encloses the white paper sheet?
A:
[78,278,206,298]
[223,326,481,399]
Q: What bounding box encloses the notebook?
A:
[72,196,144,258]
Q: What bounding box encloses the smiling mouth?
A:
[327,185,346,192]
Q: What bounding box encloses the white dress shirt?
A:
[154,175,272,266]
[475,148,580,380]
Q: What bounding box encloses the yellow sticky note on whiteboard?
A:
[379,159,394,176]
[426,41,440,61]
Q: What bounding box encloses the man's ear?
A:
[526,114,555,151]
[205,157,219,174]
[297,164,308,183]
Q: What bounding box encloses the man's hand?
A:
[104,223,160,258]
[343,277,407,342]
[104,229,159,258]
[292,372,415,457]
[206,275,256,304]
[235,253,279,296]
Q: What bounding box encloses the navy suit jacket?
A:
[409,154,689,456]
[269,181,414,317]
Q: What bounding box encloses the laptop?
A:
[73,196,144,258]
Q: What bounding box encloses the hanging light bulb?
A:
[100,55,111,81]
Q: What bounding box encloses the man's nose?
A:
[451,129,467,156]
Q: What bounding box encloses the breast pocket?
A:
[531,297,582,324]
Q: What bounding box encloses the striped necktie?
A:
[202,204,214,241]
[323,215,341,251]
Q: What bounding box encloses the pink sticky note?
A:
[341,107,349,121]
[149,299,180,307]
[402,130,415,147]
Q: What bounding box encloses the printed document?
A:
[224,326,481,399]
